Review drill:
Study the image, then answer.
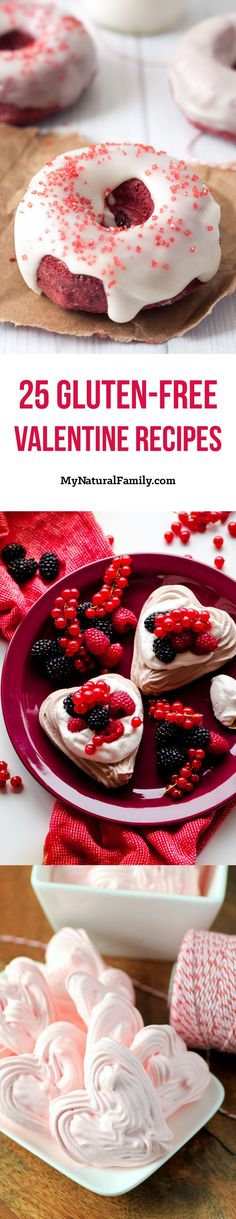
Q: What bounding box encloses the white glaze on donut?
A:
[169,14,236,138]
[14,144,221,324]
[0,2,95,115]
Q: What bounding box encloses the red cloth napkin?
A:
[43,798,232,866]
[0,511,112,640]
[0,511,233,867]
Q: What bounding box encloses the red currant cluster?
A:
[66,680,142,756]
[0,761,23,792]
[52,587,94,673]
[149,699,203,728]
[83,555,132,619]
[154,607,214,642]
[166,749,206,800]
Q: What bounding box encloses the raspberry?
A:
[84,628,110,656]
[207,731,229,756]
[144,613,156,633]
[112,607,137,634]
[110,691,135,718]
[67,717,85,733]
[1,543,26,564]
[86,705,110,731]
[194,633,218,654]
[171,630,193,653]
[8,558,38,584]
[157,746,186,777]
[39,552,60,583]
[103,643,123,668]
[153,637,176,664]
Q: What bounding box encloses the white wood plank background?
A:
[1,0,235,354]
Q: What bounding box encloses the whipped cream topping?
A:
[48,674,143,766]
[0,957,57,1054]
[169,14,236,138]
[15,144,221,324]
[67,970,136,1028]
[131,584,236,693]
[50,1037,172,1168]
[210,674,236,729]
[0,2,95,113]
[0,1022,85,1132]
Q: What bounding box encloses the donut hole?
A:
[0,28,35,52]
[104,178,154,229]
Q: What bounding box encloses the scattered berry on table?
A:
[39,552,60,583]
[10,776,23,791]
[213,536,224,550]
[8,558,38,584]
[103,642,123,668]
[1,543,26,564]
[214,556,225,570]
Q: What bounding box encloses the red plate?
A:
[2,553,236,826]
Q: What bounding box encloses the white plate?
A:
[0,1075,224,1198]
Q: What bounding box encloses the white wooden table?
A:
[1,509,236,864]
[1,0,235,355]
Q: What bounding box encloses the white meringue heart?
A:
[210,674,236,729]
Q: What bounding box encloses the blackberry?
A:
[155,722,178,746]
[63,694,78,717]
[157,746,186,777]
[8,558,38,585]
[181,725,211,750]
[153,636,176,664]
[1,543,26,564]
[39,552,60,583]
[31,638,55,675]
[144,613,156,633]
[45,652,75,684]
[92,615,113,641]
[86,705,110,732]
[76,601,93,629]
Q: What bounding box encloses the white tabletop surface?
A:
[1,0,236,355]
[0,508,236,865]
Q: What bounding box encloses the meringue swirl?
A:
[0,957,57,1054]
[0,1021,85,1132]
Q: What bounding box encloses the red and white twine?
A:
[170,929,236,1053]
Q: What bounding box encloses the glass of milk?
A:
[85,0,187,34]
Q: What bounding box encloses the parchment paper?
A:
[0,124,236,344]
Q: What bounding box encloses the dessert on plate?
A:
[169,14,236,140]
[131,584,236,694]
[39,674,144,788]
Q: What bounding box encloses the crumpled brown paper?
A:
[0,123,236,344]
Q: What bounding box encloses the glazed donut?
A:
[169,14,236,140]
[14,143,221,324]
[0,3,96,125]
